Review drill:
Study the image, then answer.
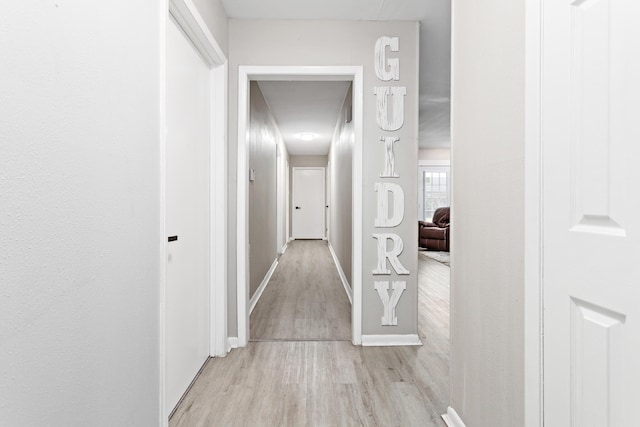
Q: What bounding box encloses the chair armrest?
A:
[419,221,437,228]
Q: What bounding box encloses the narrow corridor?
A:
[250,240,351,341]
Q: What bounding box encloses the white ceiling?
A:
[257,81,351,156]
[223,0,451,149]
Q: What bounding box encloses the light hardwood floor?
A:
[170,246,450,427]
[250,240,351,340]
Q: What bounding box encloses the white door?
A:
[165,17,211,414]
[542,0,640,425]
[326,160,331,239]
[292,167,325,239]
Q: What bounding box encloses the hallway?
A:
[250,240,351,341]
[169,248,450,426]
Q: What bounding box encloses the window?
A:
[418,166,450,222]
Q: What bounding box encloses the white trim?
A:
[163,0,228,421]
[236,67,250,347]
[210,61,228,358]
[280,242,289,255]
[167,0,229,359]
[168,0,225,66]
[449,4,458,423]
[292,167,325,239]
[275,138,288,255]
[351,68,364,346]
[158,1,168,425]
[441,407,466,427]
[361,334,422,347]
[237,66,364,347]
[285,159,290,244]
[418,159,451,167]
[328,241,352,304]
[227,337,239,350]
[249,258,279,315]
[524,0,544,426]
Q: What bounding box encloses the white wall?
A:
[450,0,525,425]
[191,0,229,56]
[289,155,328,168]
[0,2,161,425]
[418,148,450,162]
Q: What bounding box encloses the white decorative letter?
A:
[373,86,407,131]
[374,281,406,326]
[380,136,400,178]
[372,233,410,275]
[375,36,400,81]
[375,183,405,228]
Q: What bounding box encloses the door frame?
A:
[291,167,326,239]
[276,144,287,253]
[160,0,228,424]
[237,66,364,347]
[524,0,543,425]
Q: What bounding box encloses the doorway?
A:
[164,15,210,414]
[236,66,364,346]
[161,0,228,421]
[292,167,325,239]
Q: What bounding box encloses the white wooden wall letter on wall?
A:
[375,182,405,227]
[374,281,407,326]
[372,233,410,275]
[375,36,400,81]
[373,86,407,131]
[371,35,410,328]
[380,136,400,178]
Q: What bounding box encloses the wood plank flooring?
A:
[250,240,351,340]
[170,247,450,427]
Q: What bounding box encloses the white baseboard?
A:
[361,334,422,347]
[249,258,279,315]
[327,241,353,304]
[441,407,466,427]
[227,337,239,350]
[280,242,288,254]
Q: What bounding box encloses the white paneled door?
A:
[292,167,325,239]
[542,0,640,425]
[165,17,211,415]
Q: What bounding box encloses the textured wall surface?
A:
[0,2,162,424]
[450,0,525,424]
